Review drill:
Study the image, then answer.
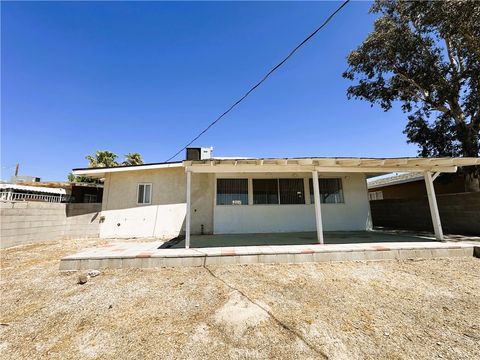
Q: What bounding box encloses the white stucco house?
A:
[72,149,480,248]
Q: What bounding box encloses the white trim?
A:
[73,162,183,177]
[247,178,253,205]
[304,178,311,205]
[136,183,152,205]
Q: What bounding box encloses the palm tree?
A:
[85,151,119,168]
[123,152,144,166]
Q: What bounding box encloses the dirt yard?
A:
[1,238,479,360]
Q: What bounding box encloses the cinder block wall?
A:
[370,192,480,235]
[0,202,101,248]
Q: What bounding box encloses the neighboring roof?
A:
[367,172,424,189]
[185,157,480,174]
[20,182,104,189]
[72,157,480,177]
[0,183,66,195]
[72,161,183,178]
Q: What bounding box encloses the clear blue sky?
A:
[1,1,417,181]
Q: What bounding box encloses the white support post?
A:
[312,171,324,244]
[424,171,444,241]
[185,170,192,249]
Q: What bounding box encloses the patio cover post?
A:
[312,170,324,244]
[424,171,444,241]
[185,170,192,249]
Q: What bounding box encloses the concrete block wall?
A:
[0,202,101,248]
[370,192,480,235]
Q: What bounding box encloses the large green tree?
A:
[343,0,480,191]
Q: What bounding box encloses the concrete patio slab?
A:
[59,231,477,271]
[167,230,436,248]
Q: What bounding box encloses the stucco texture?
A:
[99,168,371,239]
[100,168,214,238]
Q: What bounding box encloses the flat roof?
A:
[367,172,425,189]
[0,184,67,195]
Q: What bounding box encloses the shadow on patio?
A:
[161,230,435,249]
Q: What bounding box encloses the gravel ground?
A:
[1,238,479,360]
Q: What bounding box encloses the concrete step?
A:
[59,242,476,271]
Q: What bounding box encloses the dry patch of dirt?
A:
[1,238,479,359]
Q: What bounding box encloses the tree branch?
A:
[394,70,451,114]
[445,37,460,74]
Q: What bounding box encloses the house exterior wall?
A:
[98,169,372,238]
[213,172,372,234]
[369,175,465,200]
[99,168,214,239]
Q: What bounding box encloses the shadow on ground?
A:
[160,231,434,249]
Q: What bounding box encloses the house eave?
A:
[72,161,183,177]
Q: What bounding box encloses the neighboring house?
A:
[72,149,480,244]
[10,175,41,183]
[367,173,466,200]
[3,182,104,203]
[0,184,67,203]
[28,182,103,203]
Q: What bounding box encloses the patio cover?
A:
[183,157,480,248]
[184,156,480,174]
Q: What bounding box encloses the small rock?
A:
[436,342,442,346]
[88,270,101,277]
[77,275,88,285]
[195,304,199,307]
[384,332,390,337]
[109,305,113,309]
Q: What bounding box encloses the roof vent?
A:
[186,147,213,161]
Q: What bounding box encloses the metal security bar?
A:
[216,179,248,205]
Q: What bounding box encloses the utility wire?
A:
[166,0,351,162]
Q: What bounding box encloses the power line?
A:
[165,0,351,162]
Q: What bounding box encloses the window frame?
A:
[309,177,345,204]
[278,178,305,205]
[216,178,249,206]
[252,178,279,205]
[136,183,152,205]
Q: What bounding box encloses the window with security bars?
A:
[309,178,344,204]
[216,179,248,205]
[279,178,305,204]
[253,179,278,204]
[253,178,305,205]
